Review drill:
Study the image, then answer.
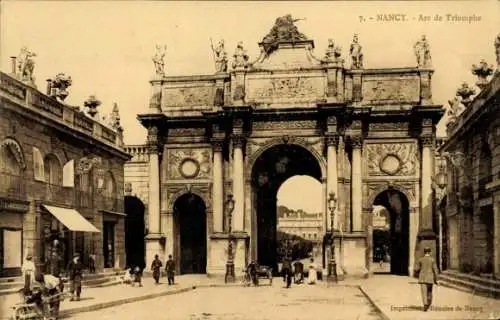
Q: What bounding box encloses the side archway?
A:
[124,195,146,269]
[173,193,207,274]
[371,189,410,275]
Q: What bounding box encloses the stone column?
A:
[326,134,339,230]
[211,139,224,232]
[232,136,245,231]
[494,199,500,278]
[351,136,363,231]
[145,125,162,270]
[420,136,434,231]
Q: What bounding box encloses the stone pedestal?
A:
[339,233,368,278]
[207,232,248,279]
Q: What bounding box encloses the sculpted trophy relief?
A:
[232,41,249,69]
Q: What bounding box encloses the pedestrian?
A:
[37,271,64,320]
[132,266,143,287]
[21,253,36,294]
[293,259,304,284]
[307,258,317,285]
[165,255,175,285]
[247,260,259,286]
[88,253,96,273]
[415,247,439,312]
[66,253,84,301]
[281,258,292,288]
[151,255,163,284]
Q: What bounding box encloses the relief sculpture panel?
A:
[362,77,420,104]
[246,76,326,104]
[365,143,418,176]
[163,86,215,107]
[167,148,211,180]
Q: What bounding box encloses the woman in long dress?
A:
[307,258,317,285]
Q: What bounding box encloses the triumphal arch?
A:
[138,16,443,278]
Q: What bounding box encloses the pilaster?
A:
[350,134,364,232]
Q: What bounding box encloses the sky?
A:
[1,1,499,212]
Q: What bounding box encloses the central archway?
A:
[372,189,410,275]
[174,193,207,274]
[251,144,322,274]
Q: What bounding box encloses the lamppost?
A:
[327,191,338,283]
[225,193,236,283]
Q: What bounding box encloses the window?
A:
[44,154,62,185]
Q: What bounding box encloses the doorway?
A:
[174,193,207,274]
[372,189,410,275]
[103,221,115,268]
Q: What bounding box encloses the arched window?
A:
[0,142,22,175]
[44,154,62,185]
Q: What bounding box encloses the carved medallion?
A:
[365,143,418,176]
[168,148,211,180]
[179,158,200,179]
[380,154,401,175]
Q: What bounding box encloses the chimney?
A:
[46,79,53,95]
[10,56,16,75]
[51,87,57,97]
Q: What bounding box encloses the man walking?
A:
[415,247,439,311]
[66,253,84,301]
[165,255,175,285]
[151,254,163,284]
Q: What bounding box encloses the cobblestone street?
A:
[68,282,382,320]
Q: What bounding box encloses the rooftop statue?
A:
[17,47,36,83]
[211,39,228,73]
[261,14,307,55]
[350,34,364,69]
[414,35,432,68]
[152,44,167,76]
[447,97,464,119]
[232,41,249,69]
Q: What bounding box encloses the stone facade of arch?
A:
[129,17,443,278]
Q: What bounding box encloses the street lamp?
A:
[327,191,338,283]
[225,193,236,283]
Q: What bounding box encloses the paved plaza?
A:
[2,275,500,320]
[68,282,382,320]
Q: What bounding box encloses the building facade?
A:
[0,53,130,277]
[440,36,500,279]
[276,206,323,242]
[126,16,443,278]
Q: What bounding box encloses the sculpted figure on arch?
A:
[414,35,432,68]
[152,44,167,76]
[350,34,364,69]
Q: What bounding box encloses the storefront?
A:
[0,198,30,277]
[39,204,100,274]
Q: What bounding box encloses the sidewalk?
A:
[0,275,212,320]
[345,274,500,320]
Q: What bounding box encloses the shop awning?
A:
[43,205,100,233]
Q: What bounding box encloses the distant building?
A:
[277,206,323,242]
[0,52,130,277]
